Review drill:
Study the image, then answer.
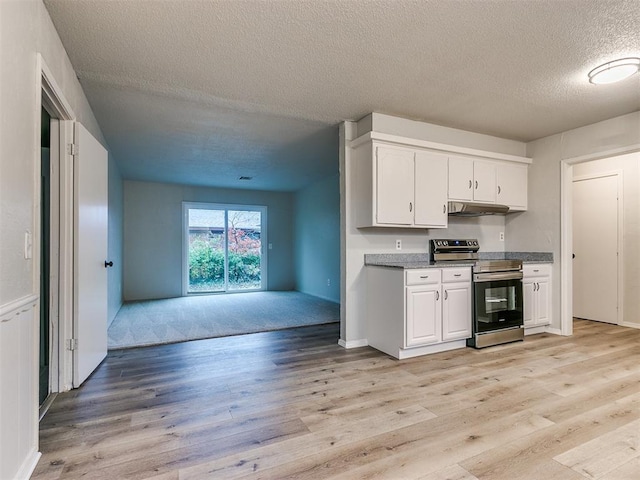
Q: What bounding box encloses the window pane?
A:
[188,209,225,293]
[227,210,262,291]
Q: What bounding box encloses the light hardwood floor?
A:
[33,320,640,480]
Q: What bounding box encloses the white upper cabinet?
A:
[353,141,448,228]
[350,132,531,228]
[447,156,474,201]
[496,163,528,210]
[448,156,528,210]
[376,146,415,225]
[414,151,448,228]
[448,156,497,203]
[473,161,497,203]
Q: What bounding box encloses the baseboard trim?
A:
[15,449,41,480]
[621,322,640,330]
[338,338,368,349]
[545,326,564,335]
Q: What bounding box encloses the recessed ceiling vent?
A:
[238,176,253,181]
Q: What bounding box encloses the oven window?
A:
[485,286,517,314]
[474,279,523,332]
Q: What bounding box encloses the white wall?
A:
[573,153,640,328]
[341,115,527,345]
[123,180,295,301]
[0,1,113,478]
[293,174,340,302]
[507,111,640,332]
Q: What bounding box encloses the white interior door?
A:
[572,174,619,324]
[73,123,108,387]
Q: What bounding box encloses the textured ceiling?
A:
[44,0,640,191]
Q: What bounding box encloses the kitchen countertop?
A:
[365,252,553,269]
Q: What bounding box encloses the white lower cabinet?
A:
[368,266,472,359]
[523,264,551,330]
[442,282,473,341]
[406,284,441,347]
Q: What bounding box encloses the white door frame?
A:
[572,170,623,325]
[182,202,268,295]
[560,144,640,336]
[37,54,76,393]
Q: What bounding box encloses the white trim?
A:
[38,54,75,121]
[350,131,532,164]
[524,325,546,336]
[544,326,564,336]
[182,202,268,295]
[560,144,640,338]
[338,338,368,349]
[58,120,75,392]
[572,170,624,326]
[37,54,76,393]
[14,448,41,480]
[0,295,39,320]
[562,144,640,164]
[621,322,640,330]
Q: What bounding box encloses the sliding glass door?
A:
[184,203,266,294]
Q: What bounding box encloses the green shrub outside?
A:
[189,238,260,286]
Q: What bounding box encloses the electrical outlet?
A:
[395,239,402,250]
[499,232,505,242]
[327,279,331,287]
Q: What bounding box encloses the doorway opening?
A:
[38,53,77,406]
[561,149,640,335]
[183,203,267,295]
[572,170,622,325]
[39,107,52,407]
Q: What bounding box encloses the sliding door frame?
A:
[182,202,268,295]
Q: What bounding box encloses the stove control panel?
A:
[431,239,479,251]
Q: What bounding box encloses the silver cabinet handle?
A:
[498,185,501,194]
[468,180,472,189]
[420,275,430,279]
[454,273,461,277]
[475,180,478,189]
[443,204,446,214]
[436,291,439,301]
[409,202,413,212]
[444,290,448,300]
[533,269,539,273]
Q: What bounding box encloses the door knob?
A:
[104,261,113,268]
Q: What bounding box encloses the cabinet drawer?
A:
[442,268,471,283]
[523,264,552,277]
[406,269,441,285]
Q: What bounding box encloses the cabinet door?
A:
[473,162,497,203]
[406,285,441,347]
[442,282,472,341]
[376,146,414,225]
[497,163,528,210]
[414,151,448,227]
[535,279,551,326]
[523,279,535,327]
[448,156,473,201]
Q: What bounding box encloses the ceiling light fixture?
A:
[588,57,640,85]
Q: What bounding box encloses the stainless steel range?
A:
[430,239,524,348]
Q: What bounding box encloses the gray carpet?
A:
[108,291,340,349]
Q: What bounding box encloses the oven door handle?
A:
[474,272,523,282]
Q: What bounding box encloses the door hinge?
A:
[67,338,78,351]
[67,143,77,156]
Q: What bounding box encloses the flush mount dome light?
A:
[588,57,640,84]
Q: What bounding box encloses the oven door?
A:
[473,272,523,333]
